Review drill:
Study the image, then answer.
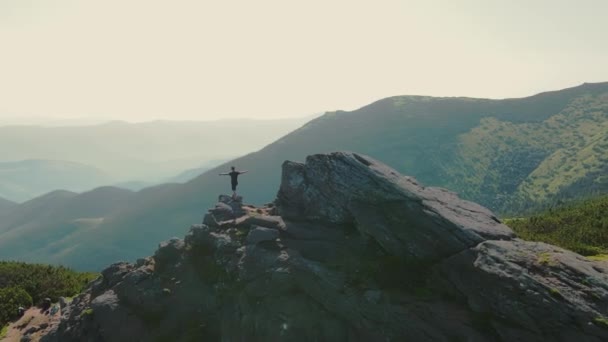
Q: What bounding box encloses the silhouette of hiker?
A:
[219,166,248,198]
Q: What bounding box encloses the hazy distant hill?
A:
[0,118,310,196]
[2,82,607,270]
[0,187,134,263]
[165,158,229,183]
[0,197,16,216]
[107,159,229,191]
[0,160,112,202]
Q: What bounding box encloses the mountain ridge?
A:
[0,159,112,203]
[0,117,311,199]
[0,196,16,216]
[2,82,608,270]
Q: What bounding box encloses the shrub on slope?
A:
[506,195,608,255]
[0,261,98,304]
[0,287,32,327]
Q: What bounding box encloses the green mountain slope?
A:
[506,195,608,256]
[446,93,608,212]
[0,187,135,264]
[3,82,608,270]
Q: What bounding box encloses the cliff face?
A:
[42,152,608,342]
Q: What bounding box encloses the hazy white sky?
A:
[1,0,607,121]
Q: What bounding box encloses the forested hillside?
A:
[507,195,608,256]
[447,93,608,213]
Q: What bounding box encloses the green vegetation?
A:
[0,286,33,330]
[82,308,94,316]
[549,288,563,299]
[0,261,98,304]
[446,93,608,214]
[587,254,608,261]
[506,195,608,256]
[594,316,608,329]
[0,261,98,328]
[0,261,96,331]
[537,252,556,266]
[0,323,8,339]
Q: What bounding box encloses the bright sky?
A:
[1,0,607,121]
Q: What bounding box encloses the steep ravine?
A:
[40,152,608,342]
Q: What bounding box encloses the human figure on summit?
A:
[219,166,248,198]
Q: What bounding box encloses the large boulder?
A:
[276,152,514,261]
[203,195,247,226]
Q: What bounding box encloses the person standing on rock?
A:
[219,166,248,198]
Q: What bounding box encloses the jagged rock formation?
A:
[41,152,608,341]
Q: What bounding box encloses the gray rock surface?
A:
[154,237,185,269]
[58,297,68,309]
[434,239,608,342]
[40,152,608,342]
[203,195,247,226]
[277,152,514,261]
[246,226,280,245]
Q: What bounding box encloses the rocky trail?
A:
[2,306,61,342]
[38,152,608,341]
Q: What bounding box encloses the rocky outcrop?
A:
[435,239,608,341]
[277,152,513,261]
[41,152,608,342]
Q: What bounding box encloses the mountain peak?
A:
[41,152,608,342]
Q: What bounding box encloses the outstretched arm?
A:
[239,170,249,174]
[219,172,229,176]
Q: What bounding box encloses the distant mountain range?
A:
[0,159,112,203]
[111,159,230,191]
[0,196,16,216]
[1,82,607,270]
[0,118,309,202]
[164,158,230,184]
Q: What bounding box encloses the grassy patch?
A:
[0,324,7,339]
[537,252,556,266]
[594,316,608,329]
[235,229,248,238]
[549,288,563,299]
[82,308,94,316]
[587,254,608,262]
